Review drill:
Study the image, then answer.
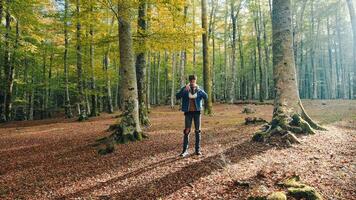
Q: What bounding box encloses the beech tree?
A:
[252,0,326,144]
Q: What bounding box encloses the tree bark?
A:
[89,1,98,117]
[253,0,325,144]
[202,0,212,114]
[63,0,73,118]
[76,0,88,121]
[229,0,237,103]
[102,8,144,149]
[346,0,356,99]
[170,53,176,108]
[136,0,150,126]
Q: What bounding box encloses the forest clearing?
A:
[0,0,356,199]
[0,101,355,199]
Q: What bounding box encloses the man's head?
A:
[188,75,197,85]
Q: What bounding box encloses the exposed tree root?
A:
[252,102,326,146]
[299,101,327,131]
[97,101,148,155]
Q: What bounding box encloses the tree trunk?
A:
[64,0,73,118]
[255,0,264,102]
[253,0,325,144]
[136,0,150,126]
[101,11,144,150]
[238,23,246,100]
[327,16,336,99]
[346,0,356,99]
[311,1,318,99]
[42,48,48,119]
[156,52,161,104]
[229,0,237,103]
[146,51,151,110]
[202,0,212,114]
[192,0,196,74]
[76,0,87,121]
[2,0,13,121]
[223,0,228,101]
[103,53,114,113]
[262,13,270,100]
[89,2,98,117]
[170,53,176,108]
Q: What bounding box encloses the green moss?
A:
[288,186,323,200]
[290,114,315,135]
[252,131,270,142]
[266,192,287,200]
[282,175,304,188]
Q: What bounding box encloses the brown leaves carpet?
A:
[0,100,355,199]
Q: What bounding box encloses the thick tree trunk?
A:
[135,0,150,126]
[63,0,73,118]
[76,0,87,121]
[201,0,212,114]
[253,0,325,145]
[109,14,143,144]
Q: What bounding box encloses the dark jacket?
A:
[176,85,208,113]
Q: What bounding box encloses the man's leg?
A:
[193,112,202,155]
[180,113,193,157]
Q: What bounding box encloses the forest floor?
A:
[0,100,355,200]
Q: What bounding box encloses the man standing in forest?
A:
[176,75,208,157]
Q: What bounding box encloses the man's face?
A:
[190,79,196,85]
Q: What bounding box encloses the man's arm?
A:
[201,90,208,101]
[176,87,185,100]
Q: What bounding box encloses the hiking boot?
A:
[180,151,189,157]
[195,151,202,156]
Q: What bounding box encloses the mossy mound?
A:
[281,175,323,200]
[288,186,323,200]
[266,192,287,200]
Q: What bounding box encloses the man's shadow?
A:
[104,139,272,199]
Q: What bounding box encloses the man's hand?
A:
[185,84,190,91]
